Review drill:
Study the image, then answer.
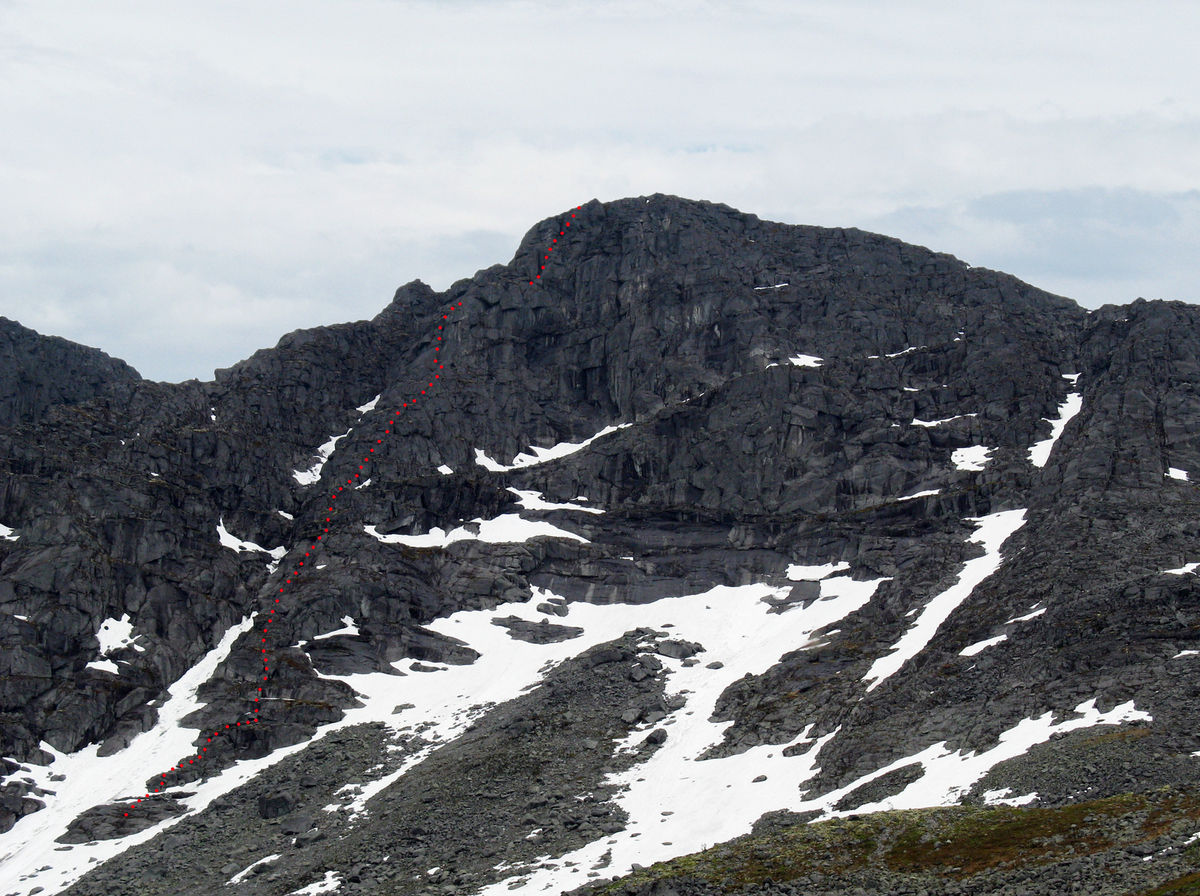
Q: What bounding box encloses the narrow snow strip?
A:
[902,387,920,392]
[900,489,941,500]
[810,699,1149,817]
[864,509,1027,692]
[753,283,789,290]
[786,562,850,581]
[1006,606,1046,624]
[951,446,992,471]
[216,519,287,560]
[227,853,282,885]
[0,617,256,895]
[1168,467,1190,481]
[1164,562,1200,575]
[293,430,351,486]
[0,523,18,541]
[960,634,1007,657]
[1173,650,1199,659]
[1029,390,1083,468]
[911,413,977,427]
[868,346,925,359]
[507,488,604,514]
[364,515,587,547]
[355,394,380,416]
[475,424,632,472]
[788,354,823,368]
[85,658,120,674]
[276,510,294,521]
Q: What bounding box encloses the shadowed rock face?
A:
[3,195,1200,893]
[0,317,141,427]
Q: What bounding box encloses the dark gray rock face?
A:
[2,194,1200,894]
[0,317,141,427]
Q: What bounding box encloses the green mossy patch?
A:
[587,788,1200,896]
[1135,870,1200,896]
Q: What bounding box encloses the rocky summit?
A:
[3,194,1200,896]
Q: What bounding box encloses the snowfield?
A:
[0,498,1154,896]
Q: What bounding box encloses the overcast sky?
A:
[2,1,1198,382]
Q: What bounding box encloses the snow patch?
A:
[365,515,587,548]
[1168,467,1190,481]
[276,510,294,520]
[911,413,977,427]
[1030,390,1083,468]
[982,788,1039,807]
[1006,606,1046,624]
[900,489,941,500]
[960,634,1007,657]
[86,658,120,674]
[0,523,18,541]
[786,561,850,581]
[474,424,632,472]
[216,518,287,561]
[287,870,344,894]
[1173,650,1199,659]
[96,614,142,655]
[293,430,351,486]
[1164,562,1200,575]
[788,354,823,368]
[437,464,454,475]
[228,853,282,885]
[868,346,925,359]
[810,699,1149,818]
[865,509,1026,691]
[312,617,360,641]
[355,394,381,416]
[951,446,992,471]
[507,489,604,514]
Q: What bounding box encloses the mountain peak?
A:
[2,198,1199,896]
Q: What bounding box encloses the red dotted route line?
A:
[530,210,577,284]
[123,206,582,817]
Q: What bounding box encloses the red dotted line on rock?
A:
[123,206,582,817]
[529,209,577,284]
[121,303,459,815]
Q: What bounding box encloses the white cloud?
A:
[1,0,1198,380]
